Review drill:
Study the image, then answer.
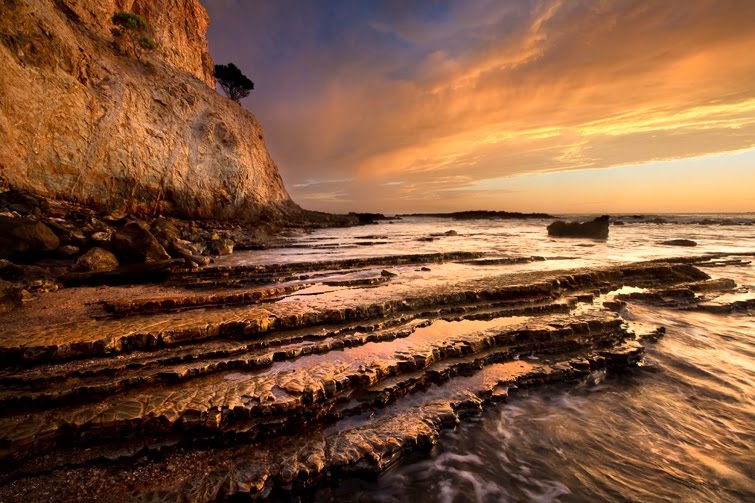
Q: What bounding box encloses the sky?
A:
[201,0,755,214]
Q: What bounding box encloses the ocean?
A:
[249,214,755,503]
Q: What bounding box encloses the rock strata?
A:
[0,249,749,500]
[0,0,297,220]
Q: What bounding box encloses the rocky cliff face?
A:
[0,0,299,220]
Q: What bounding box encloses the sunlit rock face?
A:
[0,0,297,219]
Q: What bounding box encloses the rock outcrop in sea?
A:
[0,0,297,220]
[547,215,610,239]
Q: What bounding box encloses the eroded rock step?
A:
[0,261,711,365]
[102,284,312,317]
[0,338,645,502]
[1,258,732,501]
[167,251,486,286]
[0,296,577,412]
[0,315,631,463]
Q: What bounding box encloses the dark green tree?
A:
[111,11,157,60]
[214,63,254,102]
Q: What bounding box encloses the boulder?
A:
[547,215,610,239]
[56,245,81,258]
[0,188,48,217]
[208,238,234,256]
[112,222,171,264]
[76,247,120,272]
[444,230,458,236]
[0,279,26,314]
[0,216,60,259]
[661,239,697,247]
[151,217,182,245]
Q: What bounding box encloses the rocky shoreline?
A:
[0,188,364,315]
[1,214,753,501]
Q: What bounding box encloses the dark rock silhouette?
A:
[661,239,697,247]
[547,215,610,239]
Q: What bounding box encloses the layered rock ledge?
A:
[0,247,752,501]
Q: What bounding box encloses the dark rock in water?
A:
[113,221,171,264]
[444,230,458,236]
[421,267,431,271]
[613,221,626,226]
[0,215,60,259]
[76,247,119,272]
[381,269,398,277]
[349,212,389,225]
[547,215,610,239]
[661,239,697,247]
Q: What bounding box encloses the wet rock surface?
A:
[0,240,751,501]
[661,239,697,247]
[547,215,610,239]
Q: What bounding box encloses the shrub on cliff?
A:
[214,63,254,102]
[111,11,157,60]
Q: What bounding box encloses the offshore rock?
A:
[661,239,697,247]
[547,215,610,239]
[0,0,297,220]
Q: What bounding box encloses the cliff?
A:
[0,0,300,220]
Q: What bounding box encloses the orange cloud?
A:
[204,0,755,212]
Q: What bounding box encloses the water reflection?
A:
[314,262,754,502]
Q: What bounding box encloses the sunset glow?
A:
[204,0,755,213]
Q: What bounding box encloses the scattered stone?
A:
[613,221,626,225]
[0,279,25,314]
[209,238,234,256]
[113,221,171,263]
[547,215,610,239]
[90,230,112,243]
[444,230,458,236]
[0,215,60,258]
[421,267,431,272]
[661,239,697,247]
[56,245,80,258]
[76,247,120,272]
[381,269,398,277]
[0,188,48,217]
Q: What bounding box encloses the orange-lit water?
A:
[268,215,755,503]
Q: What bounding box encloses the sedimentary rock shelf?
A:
[0,248,751,501]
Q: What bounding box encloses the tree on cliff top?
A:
[214,63,254,103]
[111,11,157,61]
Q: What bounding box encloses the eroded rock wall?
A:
[0,0,298,219]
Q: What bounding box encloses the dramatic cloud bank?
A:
[202,0,755,213]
